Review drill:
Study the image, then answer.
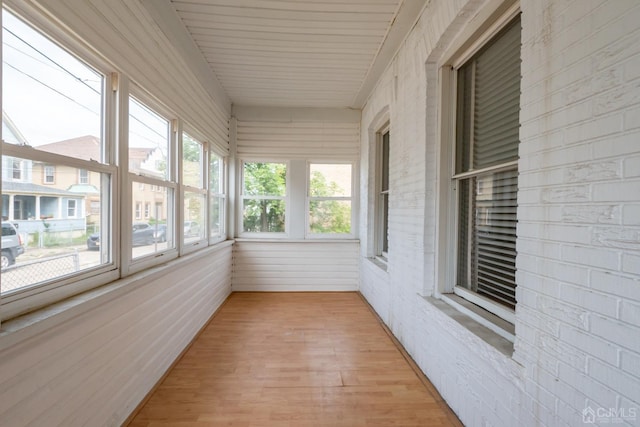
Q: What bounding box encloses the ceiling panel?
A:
[170,0,419,108]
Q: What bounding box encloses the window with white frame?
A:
[182,132,206,246]
[450,14,521,318]
[241,161,287,234]
[144,203,150,218]
[79,169,89,184]
[376,127,390,258]
[67,199,77,217]
[1,6,114,310]
[44,165,55,183]
[209,151,225,242]
[128,96,175,262]
[308,163,353,236]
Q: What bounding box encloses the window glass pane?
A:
[382,132,390,192]
[210,152,222,193]
[2,10,103,160]
[182,133,203,188]
[210,195,223,239]
[243,199,285,233]
[131,182,171,259]
[129,97,169,179]
[1,158,110,295]
[309,200,351,234]
[457,170,518,309]
[243,162,286,196]
[309,164,352,197]
[183,191,205,243]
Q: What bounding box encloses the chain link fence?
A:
[1,251,80,293]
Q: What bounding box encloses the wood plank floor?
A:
[128,292,462,427]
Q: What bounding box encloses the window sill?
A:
[234,238,360,243]
[0,239,234,352]
[367,256,388,272]
[425,294,514,357]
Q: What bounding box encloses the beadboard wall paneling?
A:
[0,244,232,426]
[233,241,359,291]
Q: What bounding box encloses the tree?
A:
[243,162,286,232]
[308,171,351,234]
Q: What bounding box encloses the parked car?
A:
[152,224,167,243]
[86,223,158,250]
[2,221,25,268]
[184,221,200,237]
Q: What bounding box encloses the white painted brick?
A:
[624,53,640,82]
[592,130,640,159]
[622,253,640,275]
[540,185,591,204]
[559,324,619,366]
[588,358,640,403]
[561,245,620,271]
[564,114,623,145]
[624,106,640,131]
[565,161,621,183]
[590,270,640,302]
[623,156,640,177]
[620,300,640,328]
[557,282,619,318]
[590,315,640,353]
[538,295,590,330]
[620,350,640,379]
[561,205,620,225]
[593,180,640,202]
[592,228,640,252]
[622,205,640,225]
[557,362,618,410]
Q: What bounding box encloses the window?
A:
[451,15,521,319]
[44,165,55,183]
[308,163,353,236]
[79,169,89,184]
[376,127,390,258]
[209,151,225,242]
[12,159,23,180]
[182,133,206,246]
[128,96,176,264]
[241,161,286,234]
[1,7,114,314]
[67,200,77,218]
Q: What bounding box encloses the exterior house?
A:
[0,1,638,427]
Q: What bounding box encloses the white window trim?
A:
[67,199,77,218]
[434,2,521,329]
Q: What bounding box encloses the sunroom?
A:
[0,1,639,426]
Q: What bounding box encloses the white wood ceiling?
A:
[170,0,422,109]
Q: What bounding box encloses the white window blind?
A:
[455,16,521,310]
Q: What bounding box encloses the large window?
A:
[128,96,175,263]
[308,163,353,236]
[1,7,114,309]
[241,161,287,234]
[374,127,390,259]
[209,151,225,243]
[182,133,206,247]
[451,15,521,319]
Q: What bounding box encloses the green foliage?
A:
[308,171,351,234]
[242,162,287,232]
[182,135,201,162]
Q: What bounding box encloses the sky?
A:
[2,9,167,153]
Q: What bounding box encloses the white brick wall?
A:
[359,0,640,426]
